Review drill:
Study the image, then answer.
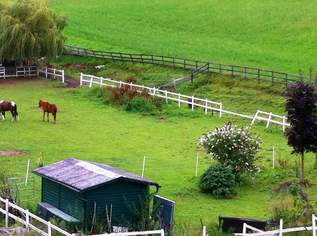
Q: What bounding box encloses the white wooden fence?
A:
[0,197,72,236]
[0,66,37,79]
[0,197,165,236]
[235,215,317,236]
[0,66,65,83]
[39,67,65,83]
[80,73,290,131]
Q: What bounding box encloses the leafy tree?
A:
[199,123,261,176]
[0,0,66,62]
[285,82,317,180]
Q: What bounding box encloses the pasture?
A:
[50,0,317,74]
[0,77,316,230]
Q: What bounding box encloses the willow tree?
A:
[0,0,66,62]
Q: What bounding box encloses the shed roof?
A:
[34,158,159,192]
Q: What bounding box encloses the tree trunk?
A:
[301,152,305,180]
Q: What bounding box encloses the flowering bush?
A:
[199,123,261,176]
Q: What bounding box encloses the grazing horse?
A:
[0,100,19,121]
[39,100,58,123]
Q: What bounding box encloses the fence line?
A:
[0,197,72,236]
[65,45,309,87]
[235,215,317,236]
[80,73,290,131]
[39,67,65,83]
[0,66,65,83]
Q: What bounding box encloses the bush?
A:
[199,123,261,176]
[199,164,236,198]
[125,96,156,114]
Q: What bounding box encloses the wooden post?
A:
[202,225,207,236]
[282,116,286,132]
[312,215,316,236]
[165,90,168,103]
[45,67,48,79]
[62,70,65,83]
[25,159,30,185]
[191,96,194,111]
[195,153,199,177]
[89,76,93,88]
[26,209,30,231]
[5,199,9,228]
[279,219,283,236]
[53,68,56,79]
[205,98,208,115]
[141,156,146,177]
[47,221,52,236]
[242,223,247,236]
[178,93,181,107]
[80,73,83,86]
[160,229,165,236]
[266,112,272,128]
[219,103,223,117]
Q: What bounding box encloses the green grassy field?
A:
[50,0,317,74]
[0,79,316,232]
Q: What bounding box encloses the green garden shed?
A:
[34,158,160,232]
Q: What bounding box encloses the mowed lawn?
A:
[50,0,317,74]
[0,79,316,228]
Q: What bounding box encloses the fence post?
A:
[312,215,316,236]
[266,112,272,128]
[282,116,286,132]
[5,199,9,228]
[178,93,181,107]
[141,156,146,177]
[160,229,165,236]
[89,76,93,88]
[45,67,48,79]
[26,209,30,230]
[242,223,247,236]
[202,225,207,236]
[205,98,208,115]
[165,90,168,103]
[279,219,283,236]
[47,221,52,236]
[191,96,194,111]
[62,70,65,83]
[219,103,223,117]
[80,73,83,86]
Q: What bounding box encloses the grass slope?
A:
[50,0,317,74]
[1,79,316,231]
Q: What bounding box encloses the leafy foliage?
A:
[199,123,261,176]
[0,0,66,61]
[199,164,236,198]
[285,82,317,179]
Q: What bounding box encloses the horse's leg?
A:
[10,110,15,121]
[47,112,50,122]
[43,111,45,121]
[0,112,4,121]
[2,111,5,120]
[53,112,56,123]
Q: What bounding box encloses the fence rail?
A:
[235,215,317,236]
[65,45,309,87]
[0,197,72,236]
[0,66,37,79]
[80,73,290,131]
[39,67,65,83]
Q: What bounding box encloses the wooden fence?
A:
[235,215,317,236]
[0,197,72,236]
[65,45,309,87]
[39,67,65,83]
[0,197,166,236]
[0,66,37,79]
[80,73,290,131]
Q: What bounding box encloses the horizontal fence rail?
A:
[65,45,310,87]
[235,215,317,236]
[92,229,165,236]
[0,66,37,79]
[39,67,65,83]
[80,73,290,131]
[0,197,72,236]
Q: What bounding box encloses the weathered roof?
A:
[33,158,160,192]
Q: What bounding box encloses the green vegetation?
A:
[50,0,317,74]
[0,0,66,61]
[0,78,316,231]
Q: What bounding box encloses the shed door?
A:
[42,179,59,207]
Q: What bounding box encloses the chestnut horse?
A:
[39,100,58,123]
[0,100,19,121]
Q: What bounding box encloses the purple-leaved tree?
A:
[285,82,317,181]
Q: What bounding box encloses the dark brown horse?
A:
[0,100,19,121]
[39,100,58,123]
